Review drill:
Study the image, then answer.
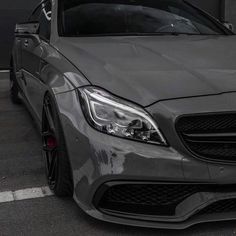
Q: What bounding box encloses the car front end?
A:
[48,0,236,229]
[54,87,236,229]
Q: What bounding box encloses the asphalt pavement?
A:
[1,72,236,236]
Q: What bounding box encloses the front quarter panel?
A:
[32,41,90,125]
[40,41,90,94]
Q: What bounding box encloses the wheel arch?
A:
[42,90,75,189]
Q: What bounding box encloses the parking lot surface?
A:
[1,72,236,236]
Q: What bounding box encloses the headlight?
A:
[79,87,167,145]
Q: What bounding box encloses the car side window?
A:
[28,5,42,22]
[39,1,52,41]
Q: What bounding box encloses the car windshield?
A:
[59,0,227,37]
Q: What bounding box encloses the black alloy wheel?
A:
[42,94,73,197]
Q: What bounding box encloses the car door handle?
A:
[24,39,29,47]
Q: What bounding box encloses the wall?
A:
[0,0,39,69]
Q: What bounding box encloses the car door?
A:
[17,5,41,96]
[13,30,24,91]
[21,1,52,121]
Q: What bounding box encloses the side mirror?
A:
[15,22,40,44]
[15,22,39,35]
[223,22,234,32]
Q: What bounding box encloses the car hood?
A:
[55,35,236,106]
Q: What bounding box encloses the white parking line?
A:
[0,191,14,203]
[0,186,54,203]
[0,70,9,73]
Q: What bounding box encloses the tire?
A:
[42,93,73,197]
[10,64,21,104]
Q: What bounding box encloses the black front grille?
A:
[96,184,236,216]
[176,113,236,162]
[199,199,236,215]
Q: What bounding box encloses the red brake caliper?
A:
[46,136,57,150]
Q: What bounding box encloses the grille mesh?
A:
[97,184,236,216]
[102,184,199,206]
[176,113,236,162]
[199,199,236,215]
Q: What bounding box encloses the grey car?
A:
[10,0,236,229]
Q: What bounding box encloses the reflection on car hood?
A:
[55,35,236,106]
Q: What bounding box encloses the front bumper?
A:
[56,90,236,229]
[91,182,236,229]
[80,197,236,230]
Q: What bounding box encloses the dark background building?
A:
[0,0,234,69]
